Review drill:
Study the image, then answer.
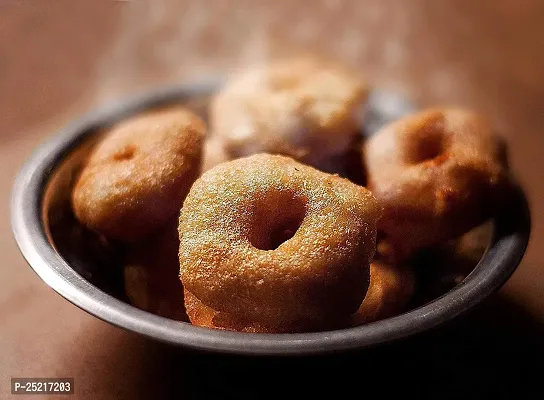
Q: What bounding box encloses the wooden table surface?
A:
[1,1,543,398]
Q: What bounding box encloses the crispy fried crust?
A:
[179,153,379,330]
[184,289,276,333]
[364,108,508,262]
[72,108,205,242]
[184,288,353,333]
[211,57,368,172]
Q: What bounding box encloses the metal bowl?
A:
[11,81,530,355]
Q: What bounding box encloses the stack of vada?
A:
[70,57,509,333]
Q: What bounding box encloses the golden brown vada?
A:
[211,57,368,173]
[72,107,205,242]
[364,108,508,262]
[178,153,380,332]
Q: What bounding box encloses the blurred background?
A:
[1,1,544,398]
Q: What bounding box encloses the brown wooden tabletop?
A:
[1,1,543,398]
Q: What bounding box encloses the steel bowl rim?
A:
[10,81,531,356]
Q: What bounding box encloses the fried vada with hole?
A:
[364,108,508,262]
[72,108,205,242]
[178,153,380,332]
[211,57,368,173]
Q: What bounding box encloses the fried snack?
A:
[179,154,379,332]
[211,57,368,173]
[72,108,205,242]
[124,219,187,321]
[351,261,415,326]
[364,108,508,262]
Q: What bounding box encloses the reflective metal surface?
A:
[11,81,530,355]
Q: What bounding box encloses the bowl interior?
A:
[12,81,530,355]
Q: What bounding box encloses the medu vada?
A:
[351,261,415,326]
[178,153,380,332]
[72,107,205,242]
[210,56,368,173]
[364,108,508,262]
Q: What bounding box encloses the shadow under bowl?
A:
[11,80,530,355]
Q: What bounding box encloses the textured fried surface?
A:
[351,261,415,326]
[184,288,349,333]
[72,107,205,242]
[211,57,368,172]
[184,289,275,333]
[179,153,379,330]
[124,219,187,321]
[364,108,508,262]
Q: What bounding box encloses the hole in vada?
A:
[406,119,445,164]
[410,134,443,163]
[248,191,307,251]
[113,145,137,161]
[267,217,303,250]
